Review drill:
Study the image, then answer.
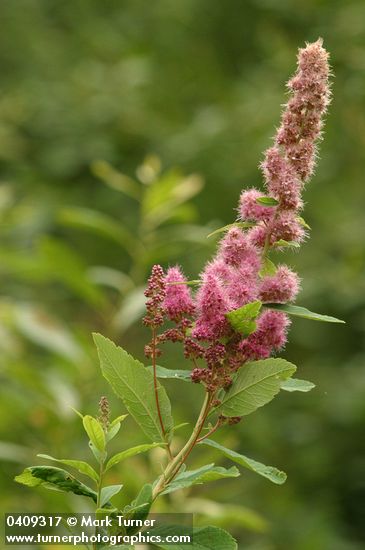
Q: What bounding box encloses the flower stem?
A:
[152,391,213,499]
[152,328,173,460]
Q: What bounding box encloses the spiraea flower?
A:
[143,264,166,329]
[259,266,300,304]
[192,272,233,342]
[164,266,195,322]
[143,39,330,395]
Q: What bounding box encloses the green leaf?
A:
[37,237,104,307]
[151,525,237,550]
[91,160,141,200]
[226,301,262,336]
[15,466,98,502]
[82,415,106,452]
[161,464,240,495]
[142,170,204,228]
[88,441,104,463]
[198,439,286,485]
[207,222,255,238]
[71,407,84,420]
[280,378,316,392]
[110,414,129,428]
[58,207,139,258]
[15,469,43,488]
[106,415,128,443]
[265,303,345,323]
[100,484,123,507]
[256,196,279,206]
[297,216,311,230]
[272,239,300,248]
[167,279,201,287]
[172,422,190,433]
[123,483,153,534]
[93,333,174,444]
[37,454,99,483]
[105,443,159,471]
[259,258,277,277]
[215,358,296,417]
[147,365,191,382]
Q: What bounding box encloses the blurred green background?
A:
[0,1,364,549]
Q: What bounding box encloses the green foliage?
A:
[266,303,345,323]
[161,464,240,495]
[215,358,296,417]
[82,415,106,452]
[100,484,123,507]
[94,333,174,444]
[280,378,316,392]
[256,196,279,206]
[226,300,262,336]
[105,444,160,472]
[207,222,255,238]
[147,365,191,382]
[122,483,153,523]
[199,439,287,485]
[272,239,301,249]
[37,454,99,483]
[150,525,237,549]
[259,258,277,277]
[15,466,98,502]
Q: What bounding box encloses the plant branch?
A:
[152,391,213,499]
[152,327,173,460]
[196,417,223,443]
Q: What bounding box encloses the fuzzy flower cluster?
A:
[143,40,330,399]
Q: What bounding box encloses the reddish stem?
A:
[152,327,173,460]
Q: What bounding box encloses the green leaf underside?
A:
[93,333,174,444]
[280,378,316,392]
[259,258,277,277]
[110,414,129,428]
[161,464,240,495]
[15,466,98,502]
[297,216,311,229]
[37,454,99,483]
[265,303,345,323]
[105,443,159,471]
[82,415,106,452]
[207,222,255,239]
[272,239,300,248]
[167,279,201,286]
[198,439,286,485]
[151,525,237,550]
[147,365,191,382]
[106,422,122,443]
[215,358,296,417]
[256,196,279,206]
[123,484,153,534]
[100,484,123,507]
[107,414,129,442]
[226,300,262,336]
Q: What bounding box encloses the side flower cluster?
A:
[143,40,330,400]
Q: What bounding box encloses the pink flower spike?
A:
[259,265,300,303]
[164,266,195,322]
[257,310,291,350]
[192,273,232,341]
[261,147,303,210]
[226,265,259,308]
[218,227,261,272]
[204,258,233,283]
[239,188,276,221]
[275,39,331,182]
[271,211,306,244]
